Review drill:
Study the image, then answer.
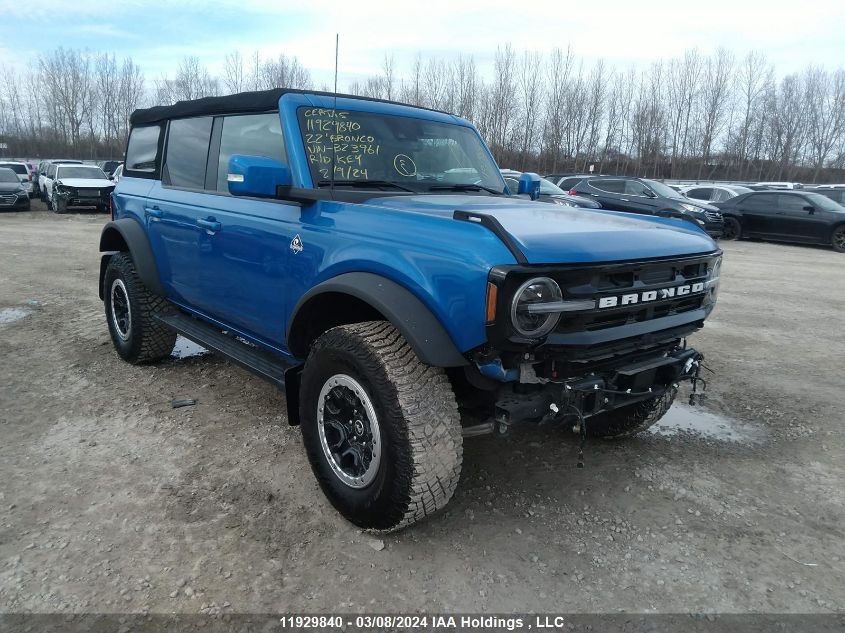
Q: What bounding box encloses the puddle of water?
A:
[650,404,765,444]
[0,307,31,325]
[171,335,209,359]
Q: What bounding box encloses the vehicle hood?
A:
[0,182,24,193]
[365,195,718,264]
[56,178,113,188]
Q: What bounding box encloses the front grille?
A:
[0,194,16,205]
[704,210,722,222]
[549,257,713,335]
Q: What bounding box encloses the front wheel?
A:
[586,387,677,439]
[52,193,67,214]
[831,226,845,253]
[300,322,463,531]
[722,216,742,241]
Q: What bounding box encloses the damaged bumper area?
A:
[491,346,703,434]
[54,186,113,208]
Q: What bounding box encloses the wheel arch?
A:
[98,218,164,300]
[287,272,468,369]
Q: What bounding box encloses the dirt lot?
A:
[1,201,844,617]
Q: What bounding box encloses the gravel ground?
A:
[1,202,844,616]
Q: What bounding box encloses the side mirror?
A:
[517,172,542,201]
[803,205,815,213]
[227,154,292,198]
[643,189,657,198]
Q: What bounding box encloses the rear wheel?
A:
[722,216,741,241]
[300,321,463,531]
[103,253,176,364]
[586,387,677,439]
[831,226,845,253]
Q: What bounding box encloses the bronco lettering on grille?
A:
[597,282,705,309]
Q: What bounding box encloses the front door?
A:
[771,194,828,242]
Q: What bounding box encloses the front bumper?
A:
[55,188,112,208]
[493,346,702,429]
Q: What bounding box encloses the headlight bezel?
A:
[509,276,564,339]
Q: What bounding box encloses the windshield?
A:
[642,179,682,199]
[57,166,107,180]
[0,169,20,183]
[0,163,27,175]
[297,107,505,193]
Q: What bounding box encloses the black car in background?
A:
[0,167,31,211]
[569,176,723,237]
[714,191,845,252]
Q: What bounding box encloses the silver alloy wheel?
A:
[317,374,382,489]
[110,278,132,341]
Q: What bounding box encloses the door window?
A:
[590,178,625,193]
[216,113,286,192]
[165,117,213,188]
[47,164,56,178]
[710,188,731,202]
[744,193,778,212]
[777,194,809,212]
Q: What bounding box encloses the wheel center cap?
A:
[353,419,365,435]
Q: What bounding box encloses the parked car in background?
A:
[811,188,845,206]
[569,176,724,238]
[36,159,83,199]
[0,161,35,198]
[680,184,753,204]
[714,190,845,252]
[42,163,114,213]
[501,169,600,208]
[0,167,31,211]
[97,160,122,177]
[110,164,123,184]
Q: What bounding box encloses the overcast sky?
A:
[2,0,844,86]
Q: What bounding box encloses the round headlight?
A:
[510,277,563,338]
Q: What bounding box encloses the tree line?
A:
[1,45,844,183]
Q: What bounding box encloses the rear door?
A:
[584,178,630,211]
[737,193,778,235]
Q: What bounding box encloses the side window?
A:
[778,194,808,212]
[165,117,213,188]
[504,177,519,191]
[591,178,625,194]
[710,189,729,202]
[47,164,56,178]
[560,177,584,190]
[625,180,651,196]
[216,113,286,192]
[745,193,777,211]
[125,125,163,175]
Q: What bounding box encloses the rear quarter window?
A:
[125,124,163,177]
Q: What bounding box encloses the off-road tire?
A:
[722,216,742,241]
[103,252,176,364]
[831,226,845,253]
[585,387,677,439]
[300,321,463,531]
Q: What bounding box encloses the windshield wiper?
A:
[427,183,504,195]
[316,179,417,193]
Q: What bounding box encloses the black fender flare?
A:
[98,218,164,299]
[287,272,468,368]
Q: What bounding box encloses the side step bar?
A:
[155,312,296,389]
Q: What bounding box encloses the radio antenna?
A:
[330,33,339,197]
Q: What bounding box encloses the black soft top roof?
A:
[130,88,447,126]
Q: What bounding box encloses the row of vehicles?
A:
[544,174,845,252]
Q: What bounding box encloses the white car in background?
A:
[679,184,753,204]
[110,163,123,184]
[42,163,115,213]
[0,161,35,197]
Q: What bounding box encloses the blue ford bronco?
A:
[100,89,721,531]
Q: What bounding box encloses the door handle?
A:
[621,198,629,202]
[144,206,162,219]
[197,218,221,232]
